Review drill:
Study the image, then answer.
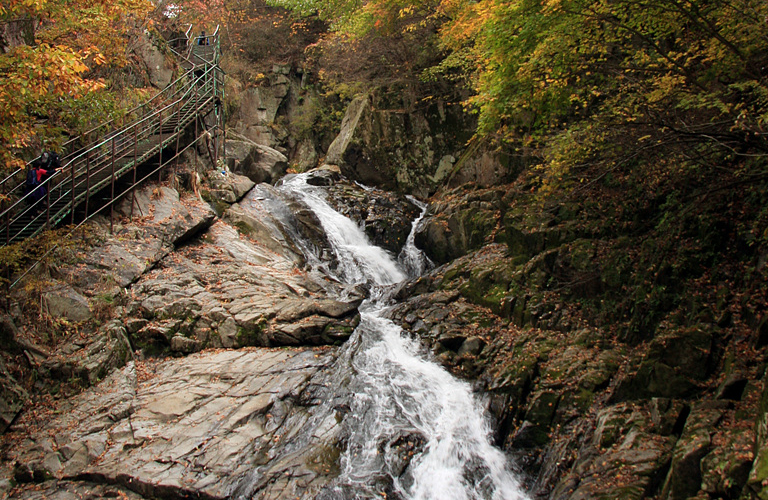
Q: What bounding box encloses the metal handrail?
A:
[0,67,204,198]
[0,27,224,249]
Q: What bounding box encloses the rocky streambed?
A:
[0,167,529,499]
[1,161,766,500]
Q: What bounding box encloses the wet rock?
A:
[321,174,421,254]
[382,432,427,478]
[6,350,343,500]
[228,181,330,264]
[304,164,342,186]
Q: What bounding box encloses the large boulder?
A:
[42,285,91,323]
[226,136,288,184]
[325,95,369,170]
[132,32,173,89]
[321,88,510,196]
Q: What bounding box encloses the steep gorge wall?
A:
[223,58,768,498]
[225,65,525,196]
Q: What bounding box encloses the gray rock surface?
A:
[0,358,26,434]
[325,95,369,168]
[126,220,361,354]
[5,349,344,499]
[66,186,215,291]
[235,75,291,146]
[40,320,133,387]
[226,135,289,184]
[42,285,91,323]
[133,32,173,89]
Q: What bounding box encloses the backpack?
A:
[26,167,39,188]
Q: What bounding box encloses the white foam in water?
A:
[398,196,433,278]
[281,175,405,285]
[279,173,530,500]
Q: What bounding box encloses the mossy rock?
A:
[660,406,725,500]
[700,428,754,498]
[613,325,717,401]
[614,359,699,401]
[525,391,560,427]
[236,317,267,346]
[747,373,768,499]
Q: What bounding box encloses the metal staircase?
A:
[0,26,223,247]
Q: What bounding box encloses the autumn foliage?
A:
[0,0,152,172]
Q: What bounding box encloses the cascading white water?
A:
[279,174,529,500]
[281,175,405,286]
[398,196,433,278]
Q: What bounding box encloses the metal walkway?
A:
[0,27,224,246]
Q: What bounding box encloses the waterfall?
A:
[398,196,433,279]
[281,175,405,286]
[278,174,529,500]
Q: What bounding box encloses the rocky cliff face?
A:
[391,179,767,500]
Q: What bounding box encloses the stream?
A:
[277,174,529,500]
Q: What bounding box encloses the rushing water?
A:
[279,174,529,500]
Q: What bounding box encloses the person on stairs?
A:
[26,150,58,210]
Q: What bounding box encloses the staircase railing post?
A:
[45,180,50,230]
[70,160,76,225]
[175,95,182,181]
[195,81,199,168]
[131,125,137,222]
[3,174,8,303]
[85,154,91,221]
[110,136,116,234]
[213,68,218,168]
[3,178,8,246]
[158,109,163,183]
